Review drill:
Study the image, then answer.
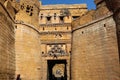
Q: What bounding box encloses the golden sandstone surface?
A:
[0,0,119,80]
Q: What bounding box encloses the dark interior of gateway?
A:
[47,60,67,80]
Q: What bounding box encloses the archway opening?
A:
[47,60,67,80]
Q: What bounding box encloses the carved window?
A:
[26,5,33,16]
[67,27,69,30]
[54,13,57,20]
[40,14,43,20]
[26,5,30,12]
[43,27,45,31]
[21,4,24,10]
[46,16,51,24]
[59,16,64,23]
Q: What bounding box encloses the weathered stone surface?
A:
[0,2,15,80]
[16,0,40,29]
[15,24,41,80]
[72,15,120,80]
[39,4,88,80]
[72,10,95,29]
[39,4,87,24]
[15,0,41,80]
[72,0,110,29]
[0,0,120,80]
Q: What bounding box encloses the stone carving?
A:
[55,33,62,38]
[60,8,70,16]
[48,45,65,56]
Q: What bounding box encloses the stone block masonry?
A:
[15,0,41,80]
[0,0,119,80]
[15,23,41,80]
[0,1,15,80]
[72,14,120,80]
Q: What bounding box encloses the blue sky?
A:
[41,0,96,10]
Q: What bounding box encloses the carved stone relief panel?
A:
[47,44,66,56]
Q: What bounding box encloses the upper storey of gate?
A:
[39,4,88,24]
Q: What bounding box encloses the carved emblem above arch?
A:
[47,44,66,56]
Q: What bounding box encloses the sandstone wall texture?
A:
[16,0,40,29]
[0,0,119,80]
[71,14,120,80]
[0,0,15,80]
[15,0,41,80]
[39,3,88,80]
[15,23,41,80]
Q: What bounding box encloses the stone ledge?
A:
[41,39,71,44]
[40,23,71,27]
[40,31,71,34]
